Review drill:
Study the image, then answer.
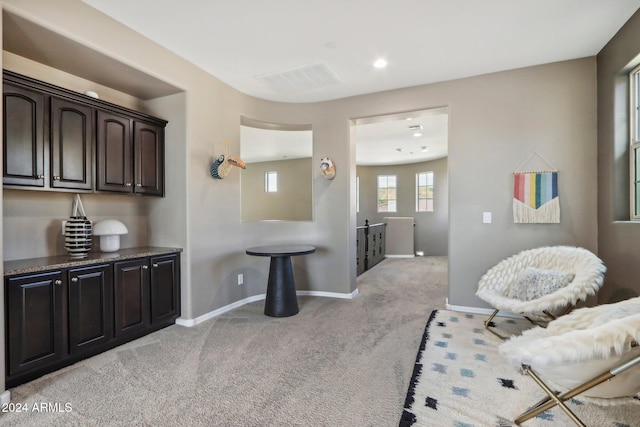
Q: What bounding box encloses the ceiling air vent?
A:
[255,62,340,94]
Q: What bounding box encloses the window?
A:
[631,65,640,219]
[265,171,277,193]
[416,171,434,212]
[377,175,397,212]
[356,176,360,213]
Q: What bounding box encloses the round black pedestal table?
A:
[246,244,316,317]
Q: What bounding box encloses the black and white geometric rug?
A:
[399,310,640,427]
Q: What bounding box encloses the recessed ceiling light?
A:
[413,132,423,137]
[373,58,388,69]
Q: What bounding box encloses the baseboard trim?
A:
[176,289,359,327]
[296,289,359,299]
[445,298,521,319]
[385,254,415,258]
[1,390,10,405]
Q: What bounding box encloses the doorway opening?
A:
[353,107,449,274]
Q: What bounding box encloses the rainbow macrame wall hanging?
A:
[513,171,559,223]
[512,151,559,223]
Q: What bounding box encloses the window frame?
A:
[630,65,640,220]
[377,174,397,213]
[356,175,360,213]
[265,171,278,193]
[416,171,434,212]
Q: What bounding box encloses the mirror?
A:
[240,117,313,221]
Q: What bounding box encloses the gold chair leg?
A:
[483,309,506,340]
[515,365,587,427]
[516,356,640,425]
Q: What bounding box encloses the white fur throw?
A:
[476,246,605,319]
[499,297,640,401]
[500,298,640,366]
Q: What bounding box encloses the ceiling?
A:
[82,0,640,104]
[355,108,448,166]
[76,1,639,165]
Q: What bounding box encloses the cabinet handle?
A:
[125,182,132,187]
[37,174,45,179]
[142,265,149,270]
[152,263,158,268]
[71,277,78,282]
[53,176,60,180]
[136,183,142,187]
[54,280,62,286]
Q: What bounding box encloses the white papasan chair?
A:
[499,297,640,426]
[476,245,606,338]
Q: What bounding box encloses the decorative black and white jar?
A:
[64,216,92,258]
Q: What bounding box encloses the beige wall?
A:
[597,9,640,303]
[0,0,604,397]
[356,158,449,256]
[241,158,313,222]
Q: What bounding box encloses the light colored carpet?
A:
[401,310,640,427]
[1,256,448,426]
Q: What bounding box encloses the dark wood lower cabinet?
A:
[150,254,180,325]
[67,264,112,355]
[5,252,180,388]
[114,258,150,337]
[6,271,64,377]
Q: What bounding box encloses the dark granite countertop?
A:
[4,247,183,276]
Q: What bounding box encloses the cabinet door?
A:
[96,110,132,193]
[67,264,113,355]
[50,98,93,190]
[114,258,150,337]
[150,254,180,324]
[134,121,164,196]
[6,271,64,376]
[3,83,46,187]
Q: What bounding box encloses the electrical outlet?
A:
[237,273,244,285]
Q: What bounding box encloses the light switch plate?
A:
[482,212,492,224]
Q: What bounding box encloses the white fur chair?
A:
[476,246,606,338]
[499,297,640,426]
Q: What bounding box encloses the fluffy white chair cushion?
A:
[476,246,606,319]
[499,297,640,401]
[505,267,575,301]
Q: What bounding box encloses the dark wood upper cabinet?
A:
[134,121,164,196]
[96,110,132,193]
[3,82,46,187]
[3,70,167,196]
[96,112,164,196]
[50,97,93,190]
